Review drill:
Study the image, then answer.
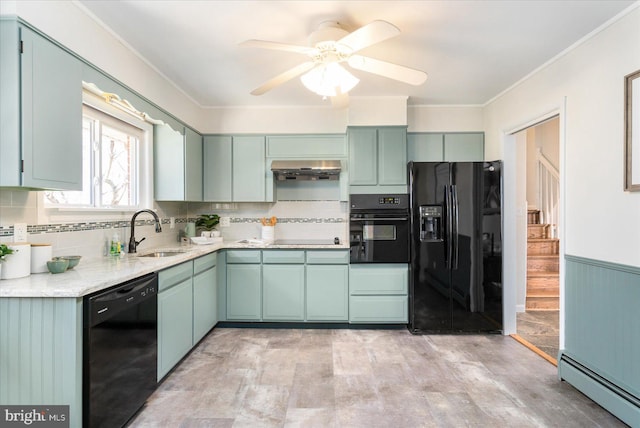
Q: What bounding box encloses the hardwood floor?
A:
[130,327,625,427]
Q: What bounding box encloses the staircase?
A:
[526,210,559,310]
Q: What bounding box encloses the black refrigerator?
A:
[408,161,502,333]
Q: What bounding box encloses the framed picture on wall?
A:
[624,69,640,191]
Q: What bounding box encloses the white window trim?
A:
[40,91,155,222]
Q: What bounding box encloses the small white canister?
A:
[31,244,53,274]
[261,226,275,243]
[1,243,31,279]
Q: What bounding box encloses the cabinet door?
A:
[154,124,185,200]
[158,278,193,380]
[193,265,217,344]
[203,135,232,201]
[407,134,444,162]
[232,136,265,202]
[348,128,378,185]
[306,265,348,321]
[184,127,203,201]
[378,127,407,185]
[262,265,305,321]
[226,264,261,320]
[21,26,83,190]
[443,133,484,161]
[0,20,21,186]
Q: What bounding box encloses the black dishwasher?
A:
[83,273,158,428]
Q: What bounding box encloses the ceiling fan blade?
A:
[348,55,427,86]
[240,39,316,55]
[330,92,349,109]
[337,20,400,53]
[250,61,316,95]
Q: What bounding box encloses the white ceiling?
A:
[76,0,635,108]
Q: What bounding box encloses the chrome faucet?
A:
[128,209,162,253]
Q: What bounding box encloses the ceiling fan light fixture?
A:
[300,62,359,97]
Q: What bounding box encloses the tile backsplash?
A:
[0,189,348,260]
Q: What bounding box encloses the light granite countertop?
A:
[0,241,349,298]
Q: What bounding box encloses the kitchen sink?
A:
[138,250,186,258]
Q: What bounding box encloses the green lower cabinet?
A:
[306,265,349,321]
[158,277,193,380]
[227,264,262,320]
[262,265,305,320]
[193,264,217,344]
[349,264,408,323]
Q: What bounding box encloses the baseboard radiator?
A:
[559,353,640,426]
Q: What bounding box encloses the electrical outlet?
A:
[169,217,175,229]
[220,217,230,228]
[14,223,27,242]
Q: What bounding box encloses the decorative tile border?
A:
[0,217,345,237]
[229,217,346,224]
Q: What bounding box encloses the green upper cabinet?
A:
[444,133,484,161]
[378,128,408,185]
[154,125,203,201]
[203,135,267,202]
[203,135,232,201]
[348,128,378,185]
[0,19,82,190]
[408,133,484,162]
[233,136,266,201]
[348,126,407,193]
[266,135,347,158]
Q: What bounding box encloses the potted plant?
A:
[0,244,15,279]
[195,214,220,237]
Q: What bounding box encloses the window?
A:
[45,104,145,209]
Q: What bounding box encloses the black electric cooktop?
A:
[273,238,341,246]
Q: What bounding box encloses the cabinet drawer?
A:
[226,250,261,264]
[159,261,193,291]
[349,295,408,323]
[194,252,217,274]
[306,250,349,264]
[349,264,408,295]
[262,250,305,264]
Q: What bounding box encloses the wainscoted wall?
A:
[559,255,640,426]
[0,297,82,425]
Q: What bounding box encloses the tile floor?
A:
[130,327,625,427]
[516,310,560,360]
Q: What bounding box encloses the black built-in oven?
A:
[350,194,410,263]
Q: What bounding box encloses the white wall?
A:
[408,105,484,133]
[484,5,640,267]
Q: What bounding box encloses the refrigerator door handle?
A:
[445,185,453,269]
[451,184,459,270]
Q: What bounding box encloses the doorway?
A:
[512,116,561,364]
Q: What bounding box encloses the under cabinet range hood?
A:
[271,160,341,181]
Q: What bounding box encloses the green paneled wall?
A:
[561,255,640,425]
[0,297,83,427]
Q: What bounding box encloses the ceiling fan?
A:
[240,20,427,106]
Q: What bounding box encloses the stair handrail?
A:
[537,149,559,180]
[536,149,560,238]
